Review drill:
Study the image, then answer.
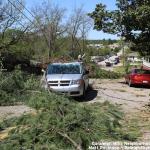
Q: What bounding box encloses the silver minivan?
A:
[41,62,89,97]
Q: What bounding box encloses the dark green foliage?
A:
[0,67,40,106]
[89,0,150,55]
[89,63,122,79]
[0,69,23,105]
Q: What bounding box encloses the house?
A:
[142,56,150,70]
[108,43,120,49]
[87,44,104,49]
[127,52,141,62]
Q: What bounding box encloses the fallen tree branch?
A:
[25,90,42,93]
[32,127,82,150]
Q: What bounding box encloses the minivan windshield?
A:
[47,64,81,74]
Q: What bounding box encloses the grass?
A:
[113,66,126,74]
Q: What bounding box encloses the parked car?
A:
[114,57,120,64]
[125,68,150,87]
[91,56,104,63]
[41,62,89,97]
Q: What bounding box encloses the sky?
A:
[25,0,118,40]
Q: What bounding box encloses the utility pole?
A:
[122,37,125,67]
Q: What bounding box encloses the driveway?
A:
[89,78,150,113]
[0,105,33,120]
[88,78,150,141]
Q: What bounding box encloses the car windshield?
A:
[134,69,150,74]
[47,64,81,74]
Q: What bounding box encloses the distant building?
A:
[87,44,104,49]
[142,56,150,70]
[127,52,141,62]
[108,43,120,49]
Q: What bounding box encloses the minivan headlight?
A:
[71,79,84,85]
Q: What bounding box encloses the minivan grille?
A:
[60,80,70,86]
[48,80,70,86]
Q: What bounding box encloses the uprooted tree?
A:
[89,0,150,56]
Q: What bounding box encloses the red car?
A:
[125,69,150,87]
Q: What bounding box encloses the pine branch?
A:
[32,127,82,150]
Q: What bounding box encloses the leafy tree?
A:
[89,0,150,56]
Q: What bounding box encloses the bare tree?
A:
[32,0,66,59]
[67,7,84,52]
[67,7,92,54]
[79,13,92,53]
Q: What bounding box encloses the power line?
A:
[1,1,29,36]
[13,0,56,60]
[15,0,36,19]
[7,0,38,30]
[8,0,48,36]
[6,11,27,29]
[0,1,35,50]
[14,0,43,31]
[7,0,54,60]
[14,0,49,31]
